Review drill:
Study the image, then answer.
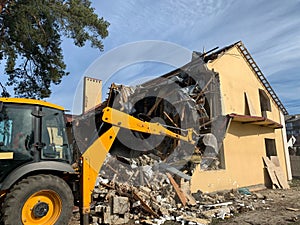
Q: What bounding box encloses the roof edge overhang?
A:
[228,113,283,129]
[203,41,288,116]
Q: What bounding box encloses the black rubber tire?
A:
[1,174,73,225]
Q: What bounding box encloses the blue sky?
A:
[4,0,300,115]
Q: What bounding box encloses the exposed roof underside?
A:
[203,41,288,116]
[228,113,283,129]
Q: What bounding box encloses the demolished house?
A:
[195,41,291,192]
[70,41,293,224]
[74,40,291,195]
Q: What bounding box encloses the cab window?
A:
[0,104,34,160]
[41,107,71,162]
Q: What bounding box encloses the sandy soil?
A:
[213,178,300,225]
[69,179,300,225]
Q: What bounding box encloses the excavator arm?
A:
[80,107,199,224]
[103,107,196,144]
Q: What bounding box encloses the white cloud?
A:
[46,0,300,114]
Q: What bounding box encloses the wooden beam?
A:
[132,191,159,217]
[166,173,187,206]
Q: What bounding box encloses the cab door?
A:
[0,103,35,183]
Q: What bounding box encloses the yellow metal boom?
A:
[80,106,197,223]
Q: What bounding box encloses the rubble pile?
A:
[73,56,229,172]
[70,55,275,225]
[71,154,271,225]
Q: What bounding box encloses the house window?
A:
[265,138,277,157]
[259,89,271,117]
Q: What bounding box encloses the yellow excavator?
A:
[0,97,198,225]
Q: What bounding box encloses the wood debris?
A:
[263,157,290,189]
[69,153,280,225]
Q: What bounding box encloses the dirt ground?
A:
[212,178,300,225]
[69,179,300,225]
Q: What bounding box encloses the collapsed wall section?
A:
[73,55,229,184]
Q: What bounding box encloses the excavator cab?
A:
[0,98,74,225]
[0,99,72,181]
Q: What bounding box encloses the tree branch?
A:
[31,13,46,36]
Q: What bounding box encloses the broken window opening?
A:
[259,89,271,117]
[265,138,277,158]
[244,93,250,116]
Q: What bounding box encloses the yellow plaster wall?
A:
[190,46,288,193]
[191,122,288,193]
[207,46,280,123]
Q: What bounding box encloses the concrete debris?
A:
[70,154,271,225]
[73,56,231,175]
[69,54,282,225]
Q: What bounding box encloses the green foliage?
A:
[0,0,109,98]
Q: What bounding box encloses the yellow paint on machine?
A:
[102,107,195,144]
[0,152,13,159]
[80,126,120,214]
[0,97,64,111]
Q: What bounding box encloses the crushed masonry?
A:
[73,55,231,176]
[69,154,274,225]
[69,54,290,225]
